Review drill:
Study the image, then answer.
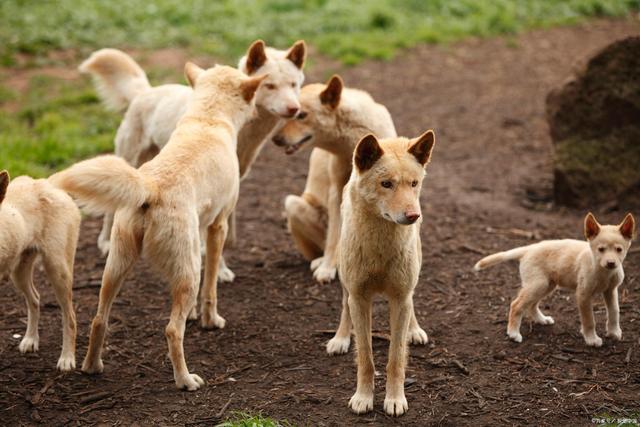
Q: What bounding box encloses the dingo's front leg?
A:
[347,293,374,414]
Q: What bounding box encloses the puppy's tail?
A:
[473,246,532,271]
[79,48,151,112]
[49,155,151,215]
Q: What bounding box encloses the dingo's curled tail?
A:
[473,246,532,271]
[79,48,151,112]
[49,155,150,215]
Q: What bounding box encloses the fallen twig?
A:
[625,346,633,364]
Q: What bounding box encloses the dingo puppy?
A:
[50,64,266,390]
[80,40,306,282]
[0,171,79,371]
[474,213,635,346]
[334,131,436,416]
[272,75,396,284]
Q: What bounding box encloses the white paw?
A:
[384,394,408,416]
[583,334,603,347]
[81,357,104,374]
[533,315,555,325]
[313,264,337,284]
[408,327,429,345]
[507,331,523,343]
[187,306,198,321]
[19,335,39,353]
[217,265,236,283]
[310,257,324,272]
[176,373,205,391]
[201,313,226,330]
[606,327,622,341]
[326,336,350,355]
[57,354,76,372]
[349,391,374,414]
[98,239,110,257]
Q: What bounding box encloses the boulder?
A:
[546,36,640,207]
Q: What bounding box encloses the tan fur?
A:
[474,213,636,346]
[0,171,80,371]
[81,42,306,284]
[273,76,397,284]
[50,65,266,390]
[331,132,435,417]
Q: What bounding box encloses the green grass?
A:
[216,412,292,427]
[1,0,638,66]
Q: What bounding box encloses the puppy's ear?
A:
[245,40,267,75]
[240,74,268,102]
[354,134,384,172]
[286,40,306,69]
[184,62,205,87]
[320,75,343,109]
[619,213,636,240]
[408,130,436,166]
[0,170,9,205]
[584,212,601,240]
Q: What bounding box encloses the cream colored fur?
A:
[50,64,266,390]
[474,213,636,346]
[273,76,396,284]
[0,171,79,371]
[330,131,436,416]
[80,41,306,284]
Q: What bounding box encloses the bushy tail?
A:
[473,246,533,271]
[79,48,151,112]
[49,155,150,215]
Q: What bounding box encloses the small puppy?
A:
[0,170,79,371]
[474,213,635,346]
[335,131,436,416]
[51,64,266,390]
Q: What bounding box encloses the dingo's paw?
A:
[176,373,204,391]
[310,257,324,272]
[187,306,198,321]
[218,265,236,283]
[606,327,622,341]
[313,264,337,284]
[57,354,76,372]
[507,331,522,343]
[349,391,374,414]
[583,334,603,347]
[326,335,350,355]
[19,335,39,353]
[98,239,110,257]
[408,327,428,345]
[384,394,408,417]
[201,312,226,330]
[82,357,104,374]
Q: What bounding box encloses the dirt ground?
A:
[1,18,640,426]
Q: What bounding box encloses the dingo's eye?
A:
[381,180,393,189]
[616,246,623,253]
[265,84,277,90]
[290,82,296,88]
[411,180,418,187]
[598,247,605,253]
[297,111,308,120]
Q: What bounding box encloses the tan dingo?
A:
[50,64,266,390]
[0,171,79,371]
[474,213,635,346]
[334,131,436,416]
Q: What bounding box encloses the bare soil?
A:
[1,18,640,426]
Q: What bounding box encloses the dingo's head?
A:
[238,40,306,119]
[584,212,635,270]
[351,131,435,225]
[272,75,343,154]
[185,63,268,128]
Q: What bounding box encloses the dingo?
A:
[51,64,266,390]
[0,171,79,371]
[474,213,635,346]
[80,40,306,282]
[333,131,436,416]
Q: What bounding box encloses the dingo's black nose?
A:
[272,135,286,146]
[606,261,617,269]
[286,106,299,117]
[404,212,420,223]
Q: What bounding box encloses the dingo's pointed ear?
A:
[286,40,306,69]
[241,74,268,102]
[184,62,205,87]
[619,213,636,240]
[408,130,435,166]
[584,212,601,240]
[245,40,267,75]
[354,134,384,172]
[0,170,9,204]
[320,75,343,109]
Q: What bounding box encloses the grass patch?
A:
[1,0,638,65]
[216,412,292,427]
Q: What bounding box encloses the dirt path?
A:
[1,18,639,426]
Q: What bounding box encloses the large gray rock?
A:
[547,36,640,207]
